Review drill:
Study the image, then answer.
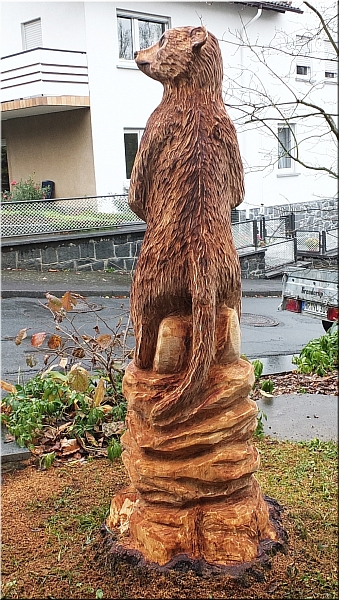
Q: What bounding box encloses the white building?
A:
[1,1,337,215]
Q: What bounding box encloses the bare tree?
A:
[220,1,338,179]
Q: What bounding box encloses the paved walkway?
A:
[1,270,337,470]
[1,268,283,298]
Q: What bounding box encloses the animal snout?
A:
[134,50,139,59]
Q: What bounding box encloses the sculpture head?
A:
[134,26,223,92]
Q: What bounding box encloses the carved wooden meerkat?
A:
[129,26,244,428]
[104,26,287,573]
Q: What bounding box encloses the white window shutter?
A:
[323,40,337,78]
[296,35,311,69]
[23,18,42,50]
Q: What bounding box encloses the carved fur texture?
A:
[129,26,244,427]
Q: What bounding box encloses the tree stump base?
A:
[104,309,287,574]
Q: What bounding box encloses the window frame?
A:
[123,128,144,181]
[277,123,298,177]
[116,9,170,68]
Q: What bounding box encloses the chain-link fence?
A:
[324,228,338,253]
[1,196,336,270]
[231,220,257,250]
[296,230,321,253]
[1,195,260,250]
[1,195,143,237]
[264,238,296,271]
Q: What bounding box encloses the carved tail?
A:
[150,292,216,428]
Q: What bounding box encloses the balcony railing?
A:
[1,47,89,103]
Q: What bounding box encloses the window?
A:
[22,18,42,50]
[295,35,311,80]
[323,40,337,81]
[278,124,295,170]
[117,11,169,61]
[124,129,144,179]
[296,65,309,76]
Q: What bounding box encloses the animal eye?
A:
[158,34,165,47]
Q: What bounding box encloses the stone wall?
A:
[1,228,266,279]
[239,198,338,231]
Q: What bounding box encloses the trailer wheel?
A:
[322,320,332,332]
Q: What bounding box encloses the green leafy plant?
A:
[1,174,50,202]
[107,438,122,462]
[254,409,267,439]
[292,327,338,376]
[252,359,264,380]
[260,378,274,394]
[1,374,74,447]
[39,451,56,470]
[1,366,124,458]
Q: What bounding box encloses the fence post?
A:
[253,220,258,249]
[320,231,326,254]
[284,213,296,238]
[259,216,266,241]
[293,237,297,262]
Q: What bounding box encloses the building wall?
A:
[1,1,337,208]
[2,108,96,198]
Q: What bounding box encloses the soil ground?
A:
[2,372,338,600]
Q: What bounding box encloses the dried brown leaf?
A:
[61,291,78,311]
[96,334,113,350]
[47,334,62,349]
[59,438,80,455]
[59,357,68,369]
[46,293,63,312]
[93,378,105,406]
[26,355,38,367]
[72,348,85,358]
[85,431,98,446]
[68,366,89,393]
[15,328,28,346]
[0,380,17,394]
[31,332,47,348]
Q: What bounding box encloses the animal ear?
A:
[190,26,208,49]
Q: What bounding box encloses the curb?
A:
[1,290,281,299]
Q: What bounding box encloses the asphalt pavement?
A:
[1,269,337,469]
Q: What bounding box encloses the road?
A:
[1,295,324,384]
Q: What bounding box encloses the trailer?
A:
[279,266,338,331]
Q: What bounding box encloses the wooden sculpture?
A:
[103,26,286,575]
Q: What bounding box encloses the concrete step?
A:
[1,424,31,471]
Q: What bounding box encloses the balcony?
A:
[1,47,89,120]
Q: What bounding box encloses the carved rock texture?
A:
[106,310,286,569]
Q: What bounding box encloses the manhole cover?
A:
[68,300,104,313]
[241,313,279,327]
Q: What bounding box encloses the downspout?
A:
[240,6,263,218]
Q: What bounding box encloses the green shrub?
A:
[292,327,338,376]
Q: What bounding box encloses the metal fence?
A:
[0,195,143,237]
[323,228,338,253]
[296,230,321,253]
[264,238,296,271]
[1,195,260,250]
[295,228,338,255]
[1,195,336,270]
[231,220,257,250]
